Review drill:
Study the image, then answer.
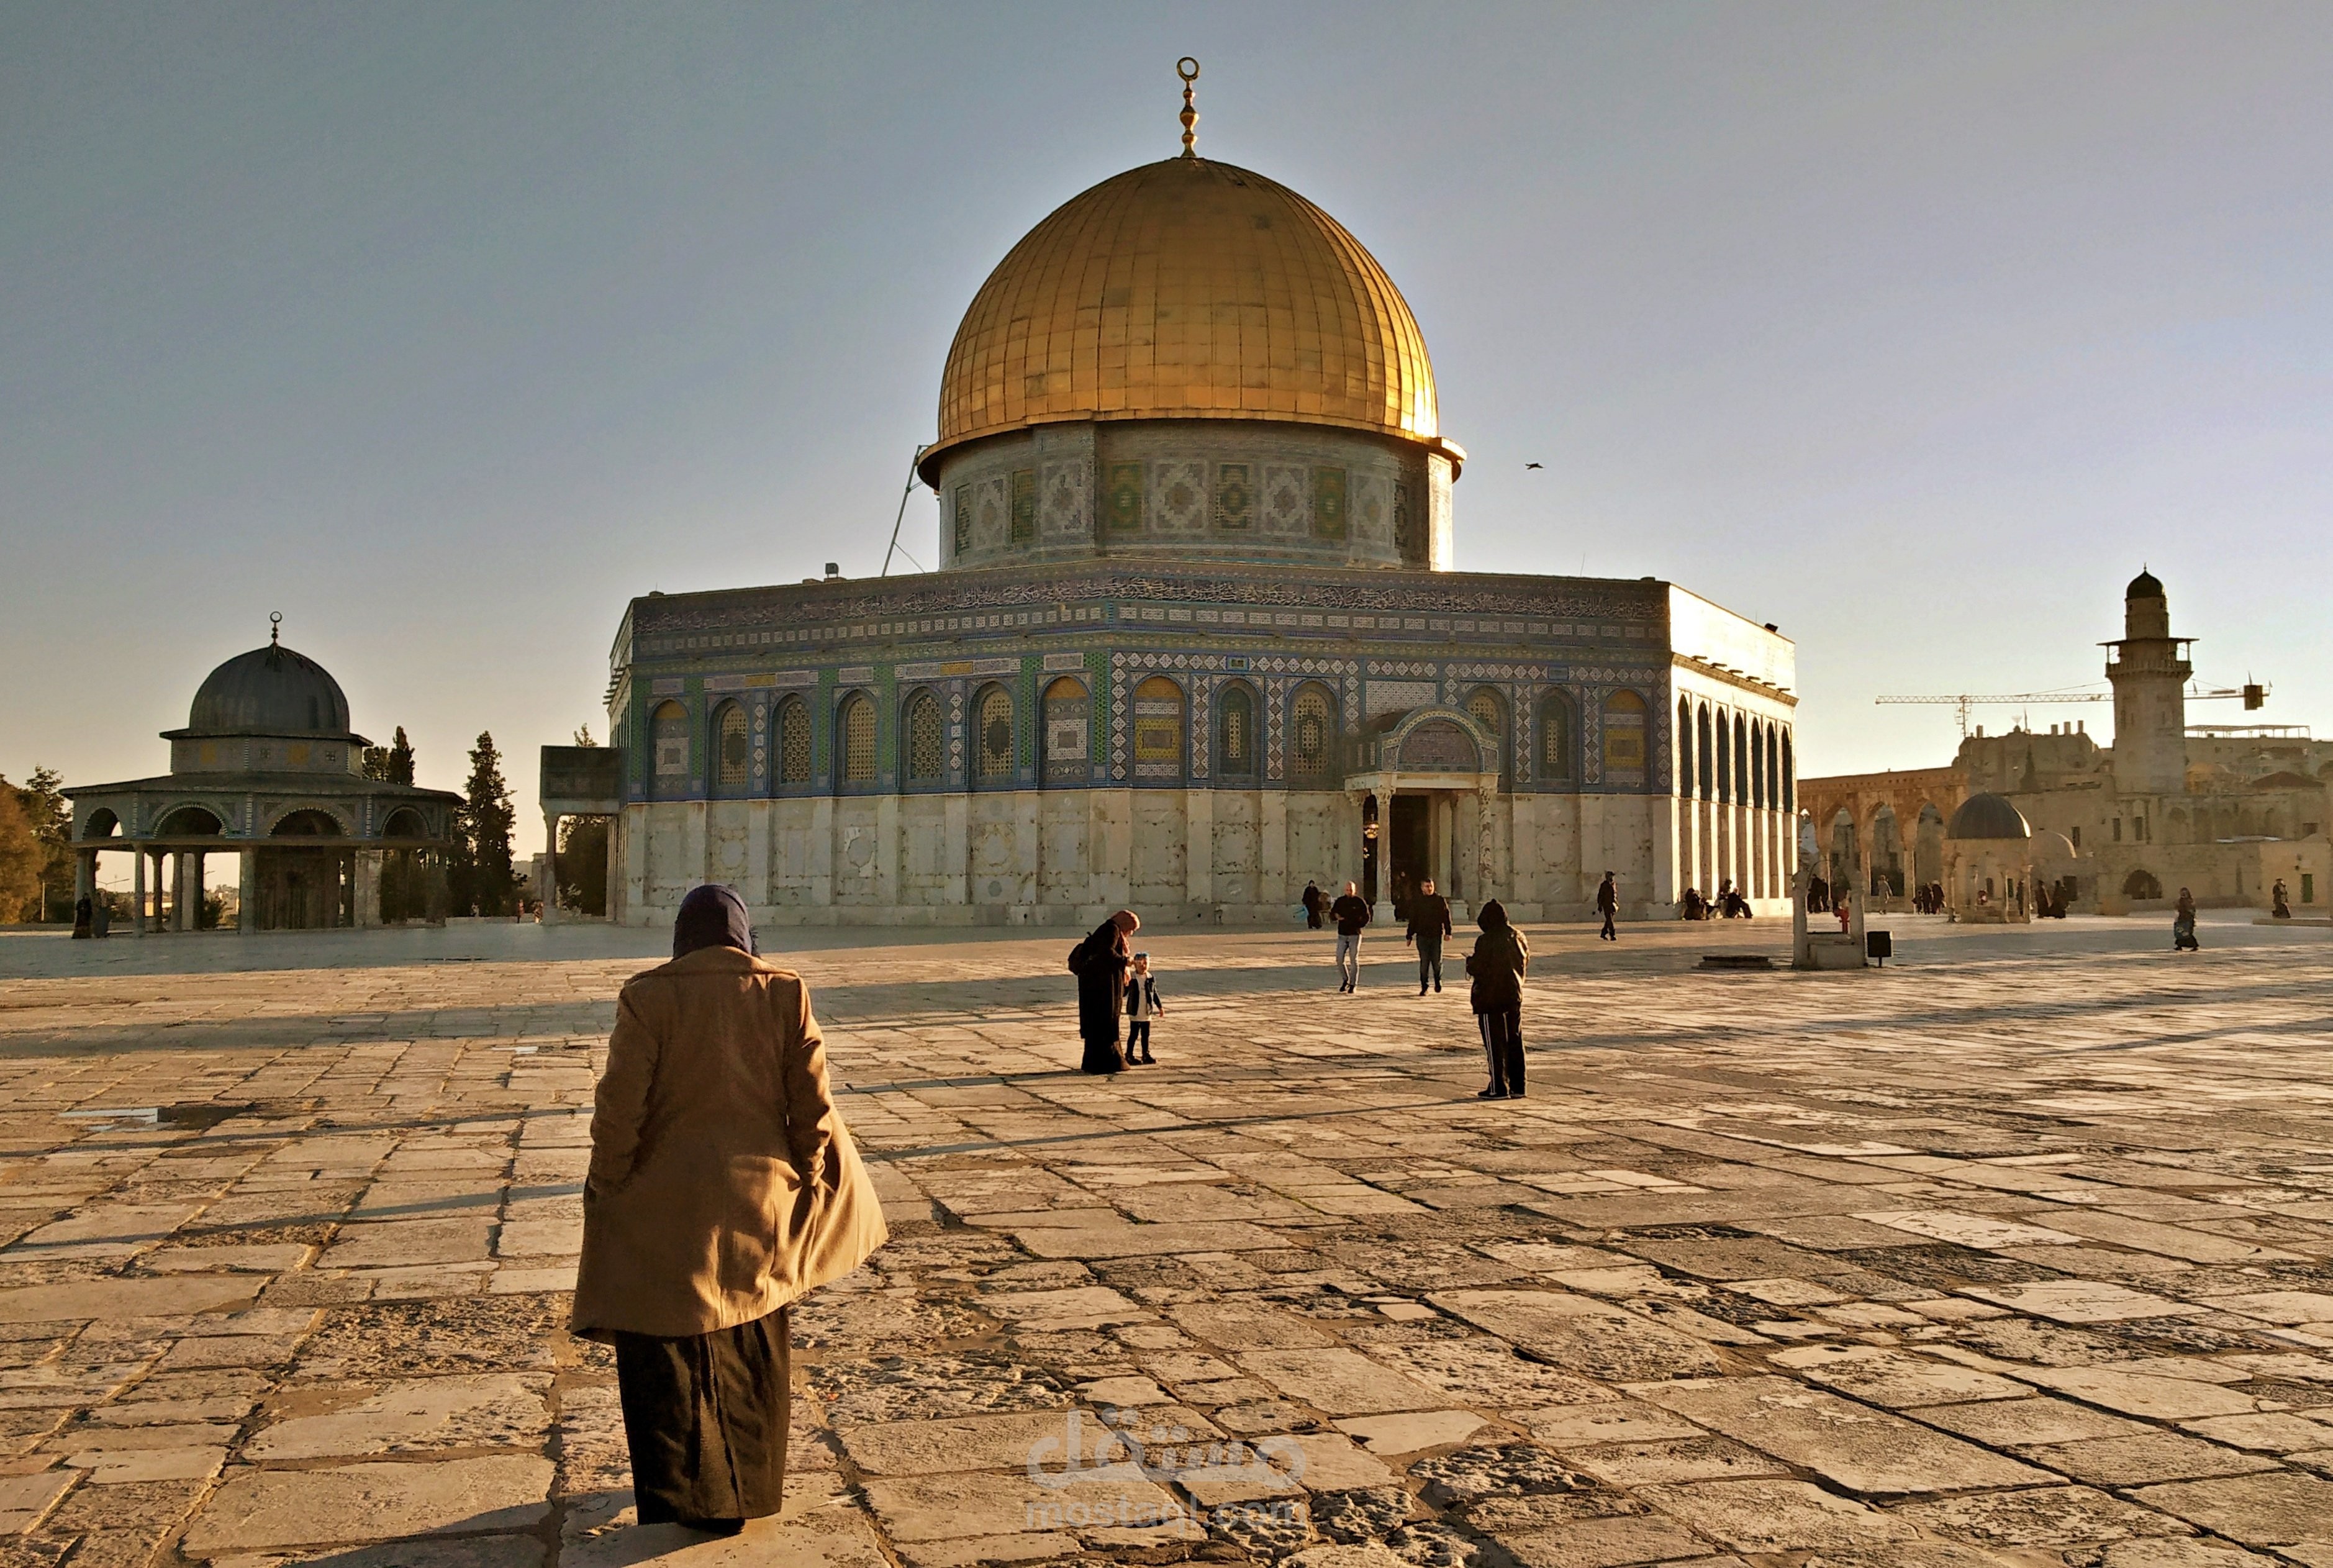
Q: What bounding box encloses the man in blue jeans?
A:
[1330,881,1371,992]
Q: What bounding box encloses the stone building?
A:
[575,90,1800,928]
[66,627,459,932]
[1802,571,2333,915]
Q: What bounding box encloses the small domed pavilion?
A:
[1945,791,2033,923]
[66,623,460,933]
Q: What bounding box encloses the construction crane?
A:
[1875,682,2267,738]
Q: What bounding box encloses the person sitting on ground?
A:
[573,884,886,1538]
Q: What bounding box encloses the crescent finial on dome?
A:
[1177,57,1199,158]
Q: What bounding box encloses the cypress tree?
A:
[450,732,517,916]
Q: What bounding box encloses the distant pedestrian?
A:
[1596,871,1618,941]
[1123,952,1163,1064]
[1465,899,1530,1099]
[573,883,887,1536]
[1834,892,1851,933]
[1302,881,1325,930]
[2273,879,2292,920]
[1069,910,1140,1072]
[91,895,111,939]
[1330,881,1371,992]
[1405,877,1452,994]
[73,894,93,940]
[2173,888,2200,951]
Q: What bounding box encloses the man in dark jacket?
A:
[1330,881,1370,992]
[1465,899,1530,1099]
[1595,871,1618,941]
[1302,881,1325,930]
[1068,910,1138,1072]
[1405,877,1452,994]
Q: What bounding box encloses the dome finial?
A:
[269,610,282,645]
[1177,57,1200,158]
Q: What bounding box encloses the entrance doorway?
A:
[1361,795,1380,904]
[1389,795,1430,918]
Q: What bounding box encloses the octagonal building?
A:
[569,100,1800,928]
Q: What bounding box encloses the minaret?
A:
[2104,569,2191,795]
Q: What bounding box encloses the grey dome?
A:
[2126,568,2163,599]
[184,640,356,737]
[1947,792,2031,841]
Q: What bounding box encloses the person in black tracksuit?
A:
[1405,879,1452,994]
[1595,871,1618,941]
[1465,899,1530,1099]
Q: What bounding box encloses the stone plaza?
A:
[0,914,2330,1567]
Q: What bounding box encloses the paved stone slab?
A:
[1428,1289,1723,1380]
[1632,1375,2051,1493]
[180,1454,554,1552]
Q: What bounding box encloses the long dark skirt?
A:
[1080,1026,1125,1074]
[614,1307,790,1526]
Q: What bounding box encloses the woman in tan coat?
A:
[573,884,886,1534]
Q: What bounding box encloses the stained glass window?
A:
[713,704,750,795]
[1133,676,1182,779]
[1292,687,1334,779]
[977,687,1014,780]
[906,693,943,782]
[778,698,811,784]
[840,695,876,784]
[1540,692,1574,781]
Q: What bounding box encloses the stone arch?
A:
[1132,675,1185,782]
[709,700,751,798]
[972,682,1016,786]
[1289,681,1339,784]
[1869,804,1905,895]
[1042,676,1089,786]
[1713,707,1732,803]
[902,689,945,786]
[1695,703,1715,800]
[1733,713,1749,804]
[835,692,877,787]
[1781,730,1795,811]
[82,809,120,840]
[270,807,345,838]
[1217,680,1261,779]
[1603,690,1648,787]
[1914,802,1946,888]
[2123,867,2163,900]
[776,696,813,787]
[1540,689,1577,784]
[1828,807,1858,891]
[650,699,691,801]
[381,807,429,838]
[156,805,224,836]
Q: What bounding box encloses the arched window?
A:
[1677,697,1693,797]
[2122,868,2162,900]
[1043,677,1089,786]
[1695,704,1714,800]
[1218,683,1259,777]
[975,685,1015,783]
[1733,714,1749,804]
[710,702,750,797]
[1603,690,1648,787]
[904,692,943,784]
[1781,729,1795,811]
[651,700,691,800]
[1290,684,1337,782]
[1133,676,1184,781]
[1539,691,1575,782]
[1749,721,1765,809]
[1464,686,1506,771]
[1715,709,1731,804]
[838,694,876,786]
[1766,726,1781,811]
[777,697,812,784]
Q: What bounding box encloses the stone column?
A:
[605,815,622,922]
[354,851,380,928]
[1368,774,1395,924]
[75,850,95,909]
[540,812,561,925]
[132,849,146,938]
[189,852,206,931]
[1475,781,1498,907]
[238,848,258,935]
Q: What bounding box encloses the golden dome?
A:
[923,156,1449,478]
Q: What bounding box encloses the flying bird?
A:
[1524,462,1543,469]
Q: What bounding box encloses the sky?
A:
[5,2,2329,863]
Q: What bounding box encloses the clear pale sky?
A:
[6,3,2329,859]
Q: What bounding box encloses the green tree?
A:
[448,732,517,916]
[363,727,415,785]
[0,781,42,923]
[558,816,609,915]
[573,725,596,747]
[12,768,73,922]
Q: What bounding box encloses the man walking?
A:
[1406,877,1452,994]
[1596,871,1618,941]
[1330,881,1370,992]
[1302,881,1325,930]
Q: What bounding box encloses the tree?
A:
[363,727,415,785]
[573,725,596,747]
[0,782,42,922]
[11,768,72,922]
[558,815,609,915]
[448,732,517,916]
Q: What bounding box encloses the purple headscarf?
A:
[673,884,754,959]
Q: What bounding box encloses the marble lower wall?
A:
[616,792,1794,927]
